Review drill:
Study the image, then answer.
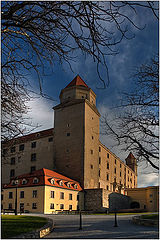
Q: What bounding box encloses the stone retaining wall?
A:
[132,216,158,227]
[12,218,54,238]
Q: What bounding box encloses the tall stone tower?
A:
[125,152,137,175]
[53,75,100,189]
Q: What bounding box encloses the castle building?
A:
[2,75,138,212]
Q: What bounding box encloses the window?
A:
[33,190,37,198]
[67,123,70,127]
[60,204,64,210]
[128,170,129,174]
[19,144,24,151]
[150,200,152,203]
[90,164,93,169]
[120,172,121,177]
[99,170,101,177]
[51,178,55,184]
[20,191,24,198]
[9,203,12,209]
[31,153,36,162]
[31,142,36,148]
[106,185,109,190]
[22,179,27,185]
[107,162,109,170]
[77,195,79,201]
[60,192,64,199]
[11,146,16,153]
[74,184,78,189]
[31,166,36,173]
[69,205,72,210]
[32,203,37,209]
[106,173,109,181]
[66,149,69,153]
[115,159,116,164]
[99,147,101,152]
[48,137,53,142]
[91,149,93,154]
[67,182,71,188]
[10,157,15,165]
[150,194,153,197]
[69,194,72,200]
[114,168,116,174]
[92,136,94,140]
[99,157,101,164]
[82,96,84,99]
[9,192,13,199]
[33,177,39,184]
[10,169,15,177]
[59,180,63,186]
[51,191,54,198]
[107,153,109,158]
[3,148,7,155]
[50,203,54,209]
[120,163,121,168]
[67,133,70,136]
[128,177,129,181]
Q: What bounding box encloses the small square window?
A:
[60,204,64,210]
[31,166,36,173]
[10,169,15,177]
[9,192,13,199]
[32,203,37,209]
[50,203,54,209]
[67,133,70,136]
[69,194,72,200]
[33,190,37,198]
[51,191,54,198]
[10,157,15,165]
[92,136,94,140]
[48,137,53,142]
[31,142,36,148]
[91,150,93,154]
[19,144,24,151]
[60,192,64,199]
[31,153,36,162]
[90,164,93,169]
[11,146,16,153]
[20,191,24,198]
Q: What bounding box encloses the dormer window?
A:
[74,184,78,189]
[22,179,27,185]
[11,180,15,185]
[59,180,63,186]
[67,182,71,188]
[33,177,39,184]
[51,178,55,185]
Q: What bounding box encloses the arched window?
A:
[22,179,27,185]
[33,177,39,184]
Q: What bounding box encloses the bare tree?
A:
[101,55,159,170]
[1,1,158,141]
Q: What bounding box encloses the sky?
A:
[23,1,159,188]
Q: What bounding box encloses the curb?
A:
[12,218,55,238]
[132,215,158,227]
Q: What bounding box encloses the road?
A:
[39,214,159,239]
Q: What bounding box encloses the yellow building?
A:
[127,186,159,212]
[2,168,84,214]
[2,75,139,211]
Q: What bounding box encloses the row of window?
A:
[3,137,53,155]
[7,190,79,201]
[10,166,36,178]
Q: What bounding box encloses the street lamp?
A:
[14,178,19,215]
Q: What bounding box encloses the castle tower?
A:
[125,152,137,175]
[53,75,100,189]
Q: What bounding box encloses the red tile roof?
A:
[2,128,54,146]
[65,75,89,89]
[3,168,82,191]
[126,152,136,160]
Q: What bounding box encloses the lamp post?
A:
[114,211,118,227]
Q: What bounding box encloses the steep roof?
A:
[3,168,82,191]
[65,75,89,89]
[126,152,136,160]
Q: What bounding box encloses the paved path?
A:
[40,214,159,239]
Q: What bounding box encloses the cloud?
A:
[25,97,54,132]
[138,172,159,188]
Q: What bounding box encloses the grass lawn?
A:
[1,215,47,239]
[140,214,159,220]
